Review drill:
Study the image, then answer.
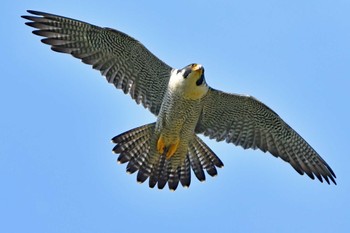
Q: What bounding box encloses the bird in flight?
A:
[22,10,336,190]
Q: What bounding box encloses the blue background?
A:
[2,1,349,232]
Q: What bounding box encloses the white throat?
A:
[168,69,208,100]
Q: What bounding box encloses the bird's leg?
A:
[157,134,165,154]
[166,138,180,160]
[157,134,180,160]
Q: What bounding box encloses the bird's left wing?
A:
[22,10,173,115]
[195,87,336,184]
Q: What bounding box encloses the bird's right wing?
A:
[195,87,336,184]
[22,10,173,115]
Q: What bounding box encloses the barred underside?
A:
[22,10,336,186]
[22,10,172,116]
[197,88,336,184]
[111,123,224,191]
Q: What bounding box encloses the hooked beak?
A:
[182,63,205,78]
[191,64,204,76]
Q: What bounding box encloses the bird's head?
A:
[169,63,209,100]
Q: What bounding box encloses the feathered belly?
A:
[111,87,223,190]
[155,93,202,165]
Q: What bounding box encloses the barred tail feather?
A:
[149,154,166,188]
[157,160,169,189]
[168,167,180,191]
[188,144,206,182]
[111,124,224,191]
[179,156,191,188]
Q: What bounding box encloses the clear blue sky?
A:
[1,1,349,233]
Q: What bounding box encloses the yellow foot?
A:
[166,138,180,160]
[157,135,165,154]
[157,135,180,160]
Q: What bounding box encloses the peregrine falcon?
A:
[22,10,336,190]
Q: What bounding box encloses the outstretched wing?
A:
[196,88,336,184]
[22,10,173,115]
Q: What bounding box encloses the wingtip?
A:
[26,10,45,16]
[21,10,49,22]
[329,176,337,185]
[21,15,29,20]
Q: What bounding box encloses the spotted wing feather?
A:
[196,88,336,184]
[22,10,172,115]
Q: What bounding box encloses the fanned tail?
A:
[111,123,224,191]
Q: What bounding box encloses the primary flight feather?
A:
[22,10,336,190]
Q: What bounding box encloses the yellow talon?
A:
[157,135,180,160]
[157,135,165,154]
[166,138,180,160]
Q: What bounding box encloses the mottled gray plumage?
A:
[23,10,171,115]
[22,10,336,190]
[196,89,336,184]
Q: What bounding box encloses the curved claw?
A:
[157,134,180,160]
[166,138,180,160]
